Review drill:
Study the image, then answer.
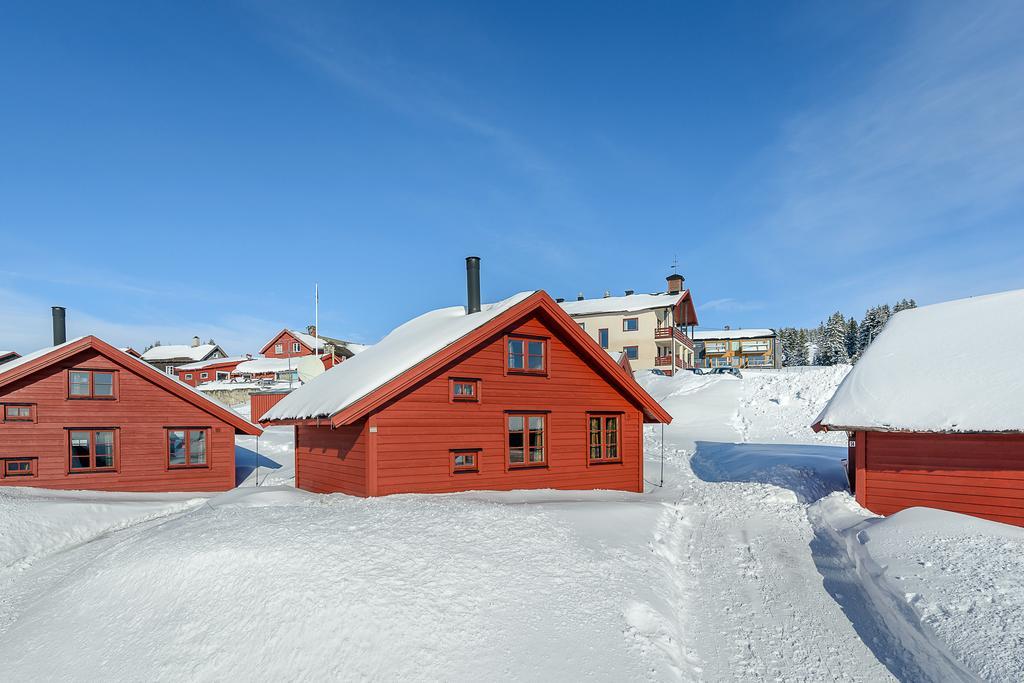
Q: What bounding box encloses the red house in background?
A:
[263,260,671,497]
[0,336,262,492]
[261,327,364,369]
[814,289,1024,527]
[175,356,250,387]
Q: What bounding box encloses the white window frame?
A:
[274,344,283,354]
[292,342,301,353]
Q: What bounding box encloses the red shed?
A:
[0,336,262,492]
[262,285,672,497]
[813,289,1024,526]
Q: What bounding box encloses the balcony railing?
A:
[654,355,686,368]
[654,327,695,350]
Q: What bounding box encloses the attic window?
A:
[274,344,283,354]
[3,404,34,422]
[507,337,546,374]
[68,370,116,399]
[450,379,479,402]
[292,342,301,353]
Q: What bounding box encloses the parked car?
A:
[708,367,742,378]
[687,367,707,375]
[650,369,670,376]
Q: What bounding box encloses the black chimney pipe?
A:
[465,256,481,314]
[52,306,66,345]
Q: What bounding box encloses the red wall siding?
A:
[294,422,368,495]
[296,312,646,497]
[0,349,237,492]
[264,332,312,359]
[176,360,243,387]
[251,392,292,424]
[858,430,1024,526]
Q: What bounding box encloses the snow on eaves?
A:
[263,292,535,421]
[692,328,775,340]
[232,357,306,374]
[558,292,683,316]
[141,344,221,362]
[0,338,88,377]
[176,356,250,371]
[814,288,1024,433]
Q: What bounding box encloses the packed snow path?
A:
[639,371,974,681]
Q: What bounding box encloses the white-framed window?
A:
[216,371,229,380]
[184,373,193,380]
[292,342,301,353]
[200,372,209,379]
[704,342,727,354]
[274,344,283,354]
[741,340,770,353]
[165,366,176,375]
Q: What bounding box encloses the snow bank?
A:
[0,492,672,680]
[0,488,206,571]
[813,497,1024,681]
[815,288,1024,432]
[264,291,534,421]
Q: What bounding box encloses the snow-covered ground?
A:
[0,367,1020,680]
[233,402,296,487]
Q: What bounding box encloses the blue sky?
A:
[2,1,1023,354]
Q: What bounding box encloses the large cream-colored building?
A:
[558,275,698,375]
[693,328,779,368]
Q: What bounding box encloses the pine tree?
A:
[817,312,850,366]
[797,329,810,366]
[845,317,859,359]
[893,298,917,313]
[779,327,803,367]
[144,341,162,352]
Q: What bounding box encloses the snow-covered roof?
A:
[288,329,324,351]
[0,338,86,375]
[693,328,775,341]
[264,292,535,421]
[232,357,304,375]
[558,292,686,316]
[345,342,370,354]
[0,337,261,435]
[814,289,1024,433]
[177,356,250,371]
[141,344,222,362]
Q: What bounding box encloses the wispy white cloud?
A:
[0,288,335,356]
[764,3,1024,254]
[699,298,766,313]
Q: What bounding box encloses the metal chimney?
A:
[51,306,66,345]
[465,256,481,314]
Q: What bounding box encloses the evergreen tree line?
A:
[777,299,917,367]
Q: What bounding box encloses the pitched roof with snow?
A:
[559,291,688,316]
[0,337,261,435]
[233,357,305,375]
[141,344,223,362]
[813,289,1024,433]
[263,291,673,426]
[692,328,775,341]
[177,356,251,371]
[263,293,534,421]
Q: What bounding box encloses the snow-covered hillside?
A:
[0,367,1020,680]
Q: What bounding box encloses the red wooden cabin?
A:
[814,289,1024,527]
[262,287,672,497]
[0,336,262,492]
[175,356,249,387]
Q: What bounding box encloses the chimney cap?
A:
[666,273,685,282]
[191,335,201,347]
[577,292,585,301]
[624,289,635,296]
[555,297,565,303]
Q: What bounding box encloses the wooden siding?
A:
[857,430,1024,526]
[294,422,368,495]
[250,392,291,424]
[296,311,647,497]
[263,331,313,359]
[176,359,244,387]
[0,348,237,492]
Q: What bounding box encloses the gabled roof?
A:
[693,328,775,341]
[141,343,225,362]
[259,328,360,358]
[813,289,1024,434]
[0,336,262,436]
[559,290,698,325]
[263,291,672,426]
